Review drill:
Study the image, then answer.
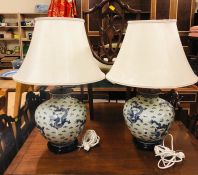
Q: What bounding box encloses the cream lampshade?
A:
[14,17,104,85]
[106,20,197,88]
[106,20,198,150]
[13,17,105,153]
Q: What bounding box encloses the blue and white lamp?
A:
[13,17,105,153]
[106,20,198,150]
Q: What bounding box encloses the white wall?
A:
[0,0,50,13]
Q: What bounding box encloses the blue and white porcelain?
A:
[0,70,18,79]
[35,94,86,148]
[123,95,174,148]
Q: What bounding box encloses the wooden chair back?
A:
[15,91,48,148]
[0,114,17,174]
[83,0,141,65]
[82,0,141,119]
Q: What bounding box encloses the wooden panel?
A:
[180,34,189,46]
[177,0,192,31]
[179,93,197,102]
[139,0,151,11]
[87,0,152,31]
[88,0,102,31]
[112,0,151,20]
[76,0,82,18]
[188,36,198,58]
[179,31,190,55]
[169,0,178,19]
[156,0,170,19]
[194,12,198,25]
[122,0,151,11]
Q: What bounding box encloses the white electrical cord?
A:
[154,134,185,169]
[78,130,100,151]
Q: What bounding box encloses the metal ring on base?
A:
[133,138,162,151]
[47,139,78,154]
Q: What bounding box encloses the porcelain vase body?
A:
[123,95,174,148]
[35,95,86,147]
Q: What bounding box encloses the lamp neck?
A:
[50,86,74,99]
[137,88,161,98]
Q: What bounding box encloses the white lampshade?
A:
[106,20,198,89]
[14,17,105,85]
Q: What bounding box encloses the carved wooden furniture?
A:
[83,0,141,66]
[188,36,198,58]
[13,83,34,117]
[83,0,141,119]
[162,85,198,116]
[0,115,17,174]
[0,91,47,174]
[15,91,45,149]
[84,0,195,50]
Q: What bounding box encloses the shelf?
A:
[140,11,150,14]
[21,38,31,41]
[20,13,47,15]
[0,13,47,63]
[0,65,13,69]
[188,36,198,40]
[21,26,34,28]
[0,38,19,41]
[188,54,198,58]
[0,26,19,28]
[125,11,150,14]
[0,54,20,56]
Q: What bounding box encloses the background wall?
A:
[0,0,197,13]
[0,0,50,13]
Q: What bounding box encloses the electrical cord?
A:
[154,134,185,169]
[79,130,100,151]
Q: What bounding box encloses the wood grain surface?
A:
[5,102,198,175]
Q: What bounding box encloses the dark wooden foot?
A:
[47,139,78,154]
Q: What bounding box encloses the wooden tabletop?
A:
[5,103,198,175]
[0,69,16,90]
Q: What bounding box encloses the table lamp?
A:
[106,20,198,150]
[13,17,105,153]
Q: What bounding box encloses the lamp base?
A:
[47,139,78,154]
[123,92,175,151]
[133,138,162,150]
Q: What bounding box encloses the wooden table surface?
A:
[0,69,16,90]
[5,103,198,175]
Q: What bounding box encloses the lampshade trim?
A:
[13,76,105,86]
[106,77,198,89]
[107,19,198,88]
[35,17,85,22]
[128,19,176,24]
